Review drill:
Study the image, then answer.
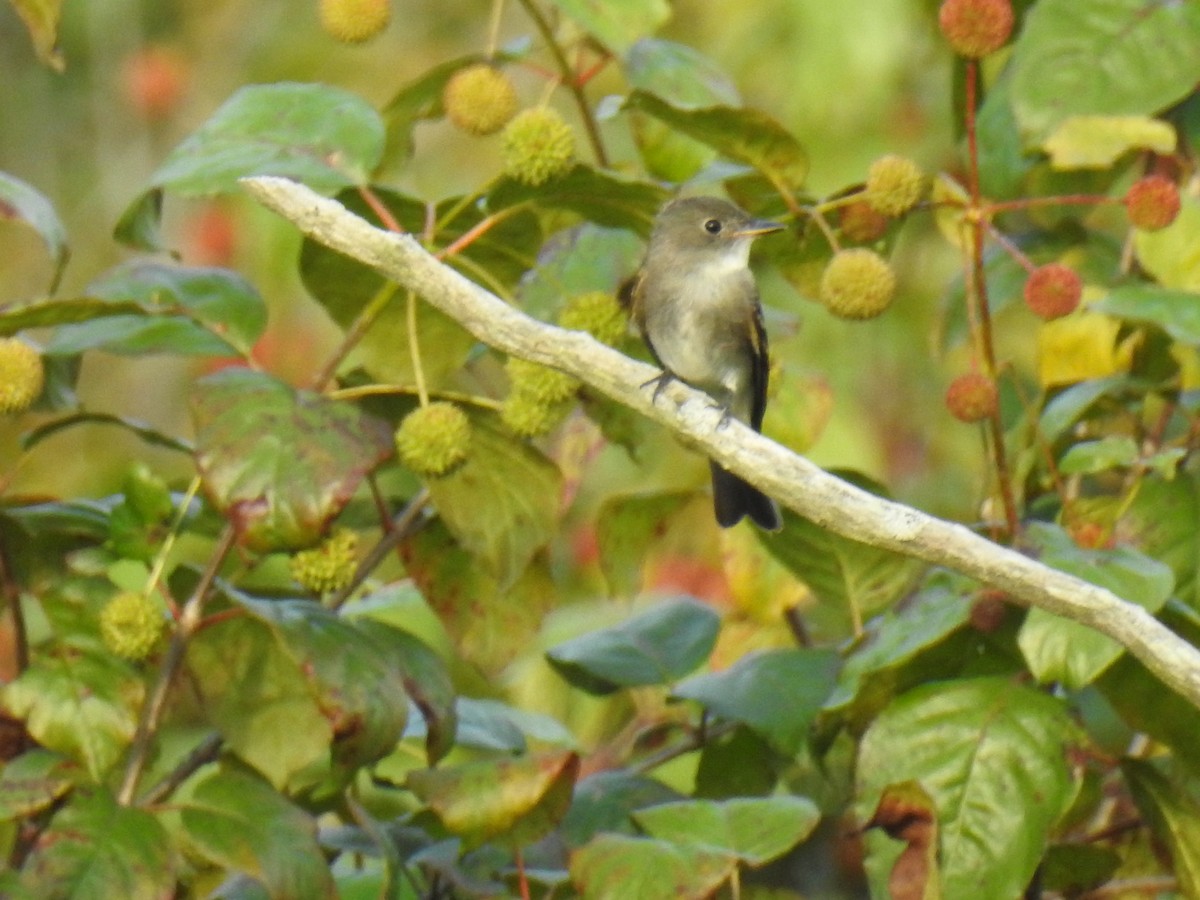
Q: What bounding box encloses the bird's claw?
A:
[642,370,676,404]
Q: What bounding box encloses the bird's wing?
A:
[748,298,770,432]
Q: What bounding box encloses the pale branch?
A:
[243,175,1200,709]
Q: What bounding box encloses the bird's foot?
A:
[641,370,677,404]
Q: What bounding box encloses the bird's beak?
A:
[733,218,786,238]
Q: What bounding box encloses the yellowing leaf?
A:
[1037,311,1137,388]
[931,174,972,251]
[1135,200,1200,291]
[1042,115,1176,170]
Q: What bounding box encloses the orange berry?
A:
[945,372,998,423]
[1023,263,1082,320]
[938,0,1014,58]
[1124,175,1181,231]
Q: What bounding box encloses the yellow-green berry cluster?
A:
[0,337,45,414]
[502,108,575,186]
[289,528,359,595]
[501,357,577,437]
[100,592,163,662]
[865,155,924,217]
[395,402,472,476]
[318,0,390,43]
[444,65,519,136]
[819,249,897,320]
[559,291,627,346]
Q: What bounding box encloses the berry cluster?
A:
[289,528,360,595]
[318,0,390,44]
[501,357,579,437]
[0,338,45,415]
[100,592,164,662]
[395,402,473,477]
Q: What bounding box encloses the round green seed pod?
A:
[0,338,45,414]
[100,592,163,662]
[559,291,628,346]
[819,249,897,320]
[289,528,359,595]
[502,108,575,186]
[395,402,472,476]
[444,64,519,136]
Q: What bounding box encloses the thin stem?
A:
[328,489,432,610]
[516,0,610,167]
[144,476,202,600]
[358,185,405,233]
[330,383,503,410]
[118,525,237,806]
[406,291,429,407]
[964,58,1019,538]
[140,732,224,806]
[985,193,1115,215]
[981,219,1036,274]
[310,282,400,392]
[435,206,526,260]
[485,0,505,57]
[0,539,29,676]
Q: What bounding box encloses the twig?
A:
[242,175,1200,710]
[140,731,224,806]
[328,489,432,610]
[516,0,610,167]
[118,525,237,806]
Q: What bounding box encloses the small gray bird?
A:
[625,196,784,531]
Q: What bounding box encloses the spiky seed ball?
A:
[1023,263,1082,320]
[1125,175,1181,232]
[945,372,998,423]
[319,0,390,43]
[819,249,897,320]
[100,592,163,662]
[865,155,925,217]
[559,291,627,346]
[290,528,359,595]
[444,65,519,136]
[501,392,574,438]
[938,0,1014,58]
[502,108,575,186]
[840,200,891,243]
[0,338,45,414]
[506,357,579,404]
[395,402,472,476]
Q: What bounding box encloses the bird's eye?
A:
[703,219,722,234]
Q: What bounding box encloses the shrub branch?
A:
[243,174,1200,710]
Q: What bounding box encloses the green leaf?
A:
[120,83,384,249]
[19,790,174,900]
[1038,375,1136,443]
[406,750,579,850]
[672,648,839,755]
[624,39,739,182]
[694,725,780,800]
[1098,654,1200,778]
[1057,436,1140,475]
[547,0,671,55]
[2,647,143,781]
[489,165,669,237]
[1122,758,1200,895]
[0,170,68,290]
[231,596,409,768]
[758,479,924,633]
[569,833,734,899]
[0,750,76,820]
[857,678,1076,900]
[545,596,720,694]
[47,261,267,359]
[1040,844,1120,895]
[1010,0,1200,141]
[624,90,808,193]
[0,298,143,337]
[348,616,456,765]
[22,412,192,455]
[1041,115,1176,169]
[1094,283,1200,345]
[862,780,940,900]
[9,0,63,71]
[1017,522,1173,689]
[515,223,644,322]
[190,369,392,551]
[560,771,681,847]
[179,766,335,899]
[185,615,332,787]
[634,796,819,867]
[1133,199,1200,291]
[823,573,978,726]
[425,411,562,588]
[595,490,696,597]
[1123,472,1200,608]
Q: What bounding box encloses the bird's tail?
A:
[710,462,781,531]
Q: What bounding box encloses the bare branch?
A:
[242,175,1200,709]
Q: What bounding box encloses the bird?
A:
[624,196,784,531]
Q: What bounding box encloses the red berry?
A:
[122,47,187,120]
[1125,175,1181,231]
[945,371,998,423]
[1023,264,1082,320]
[840,200,891,243]
[938,0,1014,58]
